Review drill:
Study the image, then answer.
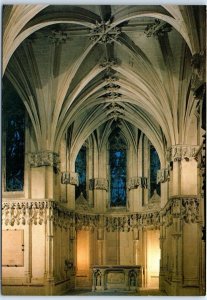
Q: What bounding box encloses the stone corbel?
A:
[157,167,170,184]
[29,151,60,169]
[61,172,79,186]
[127,177,148,190]
[89,178,108,191]
[166,145,199,162]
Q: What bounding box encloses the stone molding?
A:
[127,177,148,190]
[157,168,170,183]
[29,151,60,168]
[61,172,79,185]
[166,145,199,162]
[161,196,199,226]
[89,178,108,191]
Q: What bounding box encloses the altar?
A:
[92,265,143,292]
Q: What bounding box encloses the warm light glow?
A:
[147,230,160,288]
[77,230,89,272]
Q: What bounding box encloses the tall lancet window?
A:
[109,130,127,207]
[150,144,161,197]
[75,145,87,199]
[4,97,25,191]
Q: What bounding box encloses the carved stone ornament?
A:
[105,212,160,232]
[2,200,53,226]
[108,110,124,121]
[48,30,70,45]
[144,19,172,38]
[191,52,205,91]
[75,213,99,231]
[61,172,79,185]
[104,83,120,93]
[89,20,121,44]
[89,178,108,191]
[99,58,117,69]
[161,196,199,226]
[157,168,170,183]
[103,92,122,99]
[2,199,162,231]
[127,177,148,190]
[29,151,60,168]
[166,145,199,162]
[104,76,119,84]
[75,192,89,211]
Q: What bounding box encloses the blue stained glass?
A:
[75,146,87,199]
[110,148,127,207]
[150,146,161,197]
[6,112,25,191]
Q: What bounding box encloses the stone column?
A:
[167,145,199,197]
[159,224,166,291]
[24,223,32,283]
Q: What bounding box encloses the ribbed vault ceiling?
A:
[3,5,205,160]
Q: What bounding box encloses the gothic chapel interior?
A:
[1,4,206,296]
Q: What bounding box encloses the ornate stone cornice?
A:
[157,168,170,183]
[161,196,199,226]
[75,213,99,231]
[144,19,172,38]
[2,199,161,231]
[127,177,148,190]
[105,212,160,232]
[61,172,79,185]
[29,151,60,168]
[89,21,121,44]
[2,200,53,226]
[166,145,199,162]
[89,178,108,191]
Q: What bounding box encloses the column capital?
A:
[61,172,79,185]
[29,151,60,168]
[157,168,170,183]
[89,178,108,191]
[127,176,148,190]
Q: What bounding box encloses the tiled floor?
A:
[64,289,167,296]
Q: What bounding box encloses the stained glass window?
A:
[75,145,87,199]
[5,103,25,191]
[150,145,160,197]
[109,132,127,207]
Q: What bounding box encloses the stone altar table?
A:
[92,265,143,292]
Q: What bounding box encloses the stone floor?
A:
[64,289,167,296]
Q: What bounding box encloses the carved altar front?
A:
[92,265,143,292]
